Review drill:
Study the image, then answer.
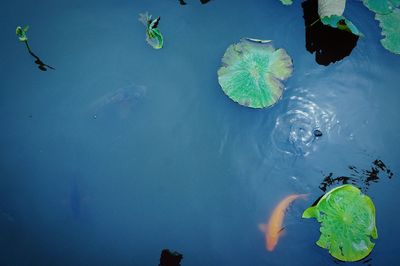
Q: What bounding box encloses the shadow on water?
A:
[159,249,183,266]
[330,256,373,266]
[302,0,359,66]
[319,159,394,193]
[178,0,211,5]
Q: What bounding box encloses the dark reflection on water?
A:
[159,249,183,266]
[319,160,394,193]
[302,0,359,66]
[178,0,211,5]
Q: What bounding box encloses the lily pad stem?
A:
[309,18,320,27]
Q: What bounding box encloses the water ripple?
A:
[271,94,338,156]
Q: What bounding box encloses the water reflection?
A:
[271,93,338,156]
[302,0,359,65]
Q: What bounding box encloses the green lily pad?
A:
[303,185,378,262]
[16,26,29,42]
[217,39,293,108]
[362,0,400,14]
[321,15,363,36]
[279,0,293,5]
[376,8,400,54]
[318,0,346,18]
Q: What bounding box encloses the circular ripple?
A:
[272,95,337,156]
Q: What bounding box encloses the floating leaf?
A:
[362,0,400,14]
[146,28,163,49]
[217,39,293,108]
[318,0,346,18]
[376,8,400,54]
[321,15,363,36]
[138,12,164,49]
[16,25,29,42]
[303,185,378,262]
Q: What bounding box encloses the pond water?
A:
[0,0,399,265]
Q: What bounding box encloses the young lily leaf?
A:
[16,26,29,42]
[376,8,400,54]
[303,185,378,262]
[146,28,163,49]
[318,0,346,18]
[217,39,293,108]
[362,0,400,14]
[138,12,164,49]
[321,15,363,36]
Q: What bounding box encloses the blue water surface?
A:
[0,0,399,265]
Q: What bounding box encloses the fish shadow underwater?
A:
[90,84,147,120]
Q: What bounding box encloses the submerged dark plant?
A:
[16,26,55,71]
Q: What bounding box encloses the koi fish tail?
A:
[296,193,309,200]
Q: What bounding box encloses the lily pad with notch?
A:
[303,185,378,262]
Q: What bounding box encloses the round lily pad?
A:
[217,39,293,108]
[362,0,400,14]
[303,185,378,262]
[376,8,400,54]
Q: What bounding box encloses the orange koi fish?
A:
[259,194,307,251]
